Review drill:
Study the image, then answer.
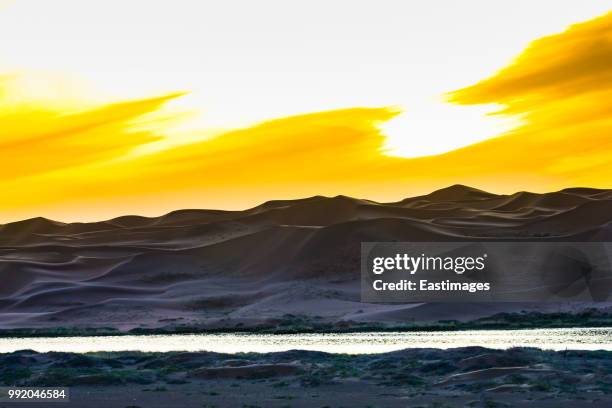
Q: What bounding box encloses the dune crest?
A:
[0,185,610,330]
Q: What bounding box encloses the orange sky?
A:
[0,12,611,222]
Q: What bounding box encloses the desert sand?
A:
[0,185,611,331]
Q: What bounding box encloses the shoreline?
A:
[1,310,610,338]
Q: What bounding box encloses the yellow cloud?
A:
[444,12,612,188]
[0,79,182,181]
[0,107,401,221]
[449,12,612,107]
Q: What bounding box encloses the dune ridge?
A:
[0,185,610,330]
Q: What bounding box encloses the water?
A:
[1,328,610,354]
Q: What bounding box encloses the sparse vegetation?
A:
[0,345,609,408]
[1,309,611,338]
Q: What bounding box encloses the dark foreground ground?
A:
[1,347,611,408]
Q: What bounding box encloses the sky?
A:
[0,1,611,221]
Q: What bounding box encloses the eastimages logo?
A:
[362,242,612,302]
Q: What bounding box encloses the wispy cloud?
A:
[0,80,181,181]
[446,12,612,188]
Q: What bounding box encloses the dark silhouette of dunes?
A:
[0,185,610,330]
[411,184,497,202]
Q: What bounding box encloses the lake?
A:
[1,327,611,354]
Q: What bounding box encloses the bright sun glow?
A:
[379,102,518,158]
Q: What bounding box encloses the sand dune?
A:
[0,185,610,330]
